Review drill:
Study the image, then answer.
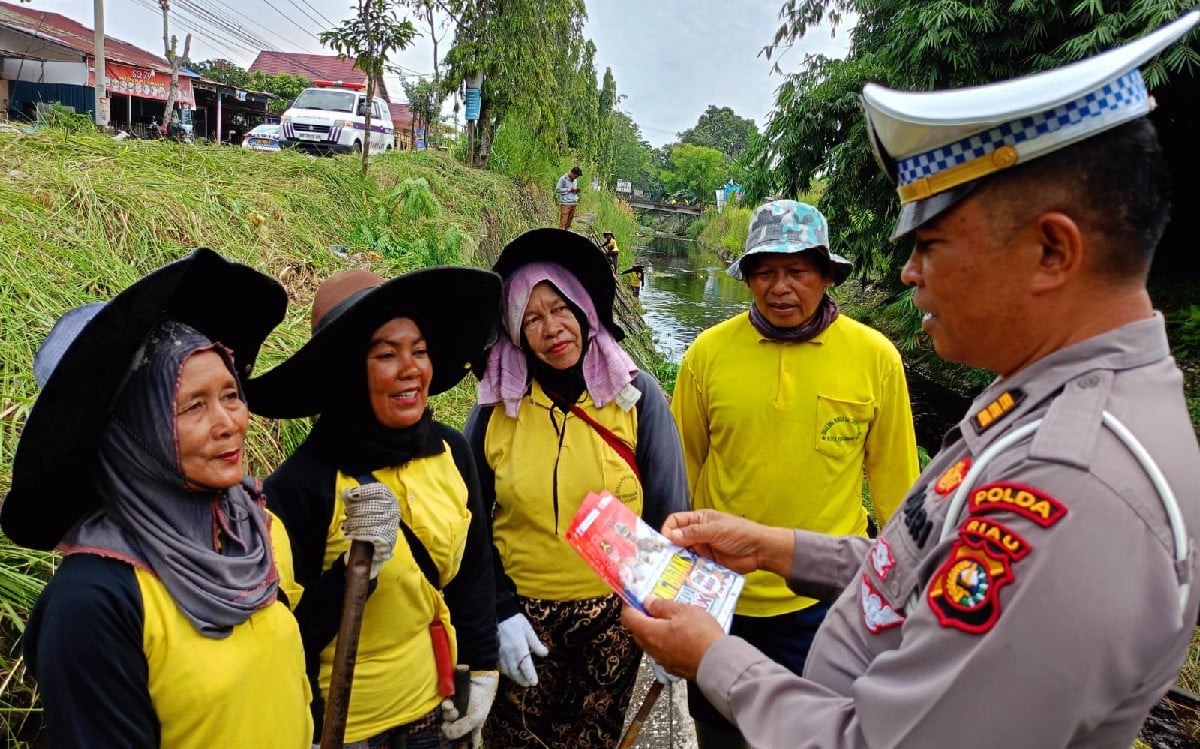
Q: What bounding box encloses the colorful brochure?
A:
[565,491,744,631]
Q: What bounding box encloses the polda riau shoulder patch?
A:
[960,516,1031,561]
[927,534,1015,634]
[971,389,1025,434]
[968,482,1067,528]
[934,457,972,496]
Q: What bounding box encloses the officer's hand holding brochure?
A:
[565,491,744,631]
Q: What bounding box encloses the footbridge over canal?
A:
[627,197,703,216]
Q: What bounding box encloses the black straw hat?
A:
[493,228,625,341]
[246,265,502,419]
[1,248,288,550]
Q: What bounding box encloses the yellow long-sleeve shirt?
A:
[671,312,919,616]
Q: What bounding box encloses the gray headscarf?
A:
[58,321,279,638]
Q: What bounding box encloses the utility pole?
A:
[93,0,109,128]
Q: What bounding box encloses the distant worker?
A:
[619,263,645,298]
[670,199,919,748]
[556,166,583,230]
[625,13,1200,748]
[600,231,619,271]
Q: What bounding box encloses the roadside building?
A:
[1,1,194,135]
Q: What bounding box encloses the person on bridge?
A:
[623,12,1200,748]
[465,228,688,748]
[555,166,583,230]
[246,266,503,748]
[668,198,920,748]
[6,249,312,748]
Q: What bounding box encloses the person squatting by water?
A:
[5,249,313,748]
[624,13,1200,748]
[247,266,504,748]
[672,199,919,748]
[464,228,689,748]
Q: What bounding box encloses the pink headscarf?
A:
[477,261,640,417]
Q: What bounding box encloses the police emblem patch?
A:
[870,538,896,580]
[934,457,972,496]
[861,575,905,634]
[927,535,1014,634]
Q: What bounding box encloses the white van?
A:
[280,80,395,155]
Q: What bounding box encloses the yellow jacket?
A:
[672,312,919,616]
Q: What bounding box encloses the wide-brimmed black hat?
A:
[246,265,502,419]
[493,227,625,341]
[2,248,288,550]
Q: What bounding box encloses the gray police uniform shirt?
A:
[697,313,1200,748]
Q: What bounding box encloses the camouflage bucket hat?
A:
[727,199,853,284]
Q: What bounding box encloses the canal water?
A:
[633,234,973,453]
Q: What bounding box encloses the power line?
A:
[293,0,336,27]
[206,0,313,51]
[259,0,321,40]
[123,0,261,58]
[281,0,327,31]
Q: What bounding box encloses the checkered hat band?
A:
[897,70,1148,186]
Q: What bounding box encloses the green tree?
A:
[192,60,309,115]
[248,72,311,115]
[402,75,439,148]
[192,59,250,88]
[320,0,418,173]
[678,105,759,159]
[661,143,729,205]
[610,111,661,198]
[442,0,589,167]
[745,0,1200,290]
[595,67,618,184]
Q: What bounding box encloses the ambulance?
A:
[280,80,395,155]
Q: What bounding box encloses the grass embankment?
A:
[0,127,655,743]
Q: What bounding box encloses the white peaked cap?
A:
[862,11,1199,239]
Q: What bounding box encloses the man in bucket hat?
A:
[670,199,918,748]
[625,12,1200,748]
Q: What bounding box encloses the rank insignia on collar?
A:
[934,457,972,496]
[927,535,1015,634]
[968,482,1067,528]
[870,538,896,580]
[861,575,905,634]
[972,388,1026,434]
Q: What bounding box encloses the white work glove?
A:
[441,670,499,746]
[341,483,400,579]
[497,613,549,687]
[646,654,681,684]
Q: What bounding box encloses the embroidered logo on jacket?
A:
[968,482,1067,528]
[821,415,863,443]
[870,538,896,580]
[861,575,905,633]
[934,457,972,496]
[927,535,1015,634]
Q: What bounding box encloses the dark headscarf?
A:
[58,321,279,639]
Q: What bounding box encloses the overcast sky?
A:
[34,0,852,146]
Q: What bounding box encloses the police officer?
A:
[622,12,1200,748]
